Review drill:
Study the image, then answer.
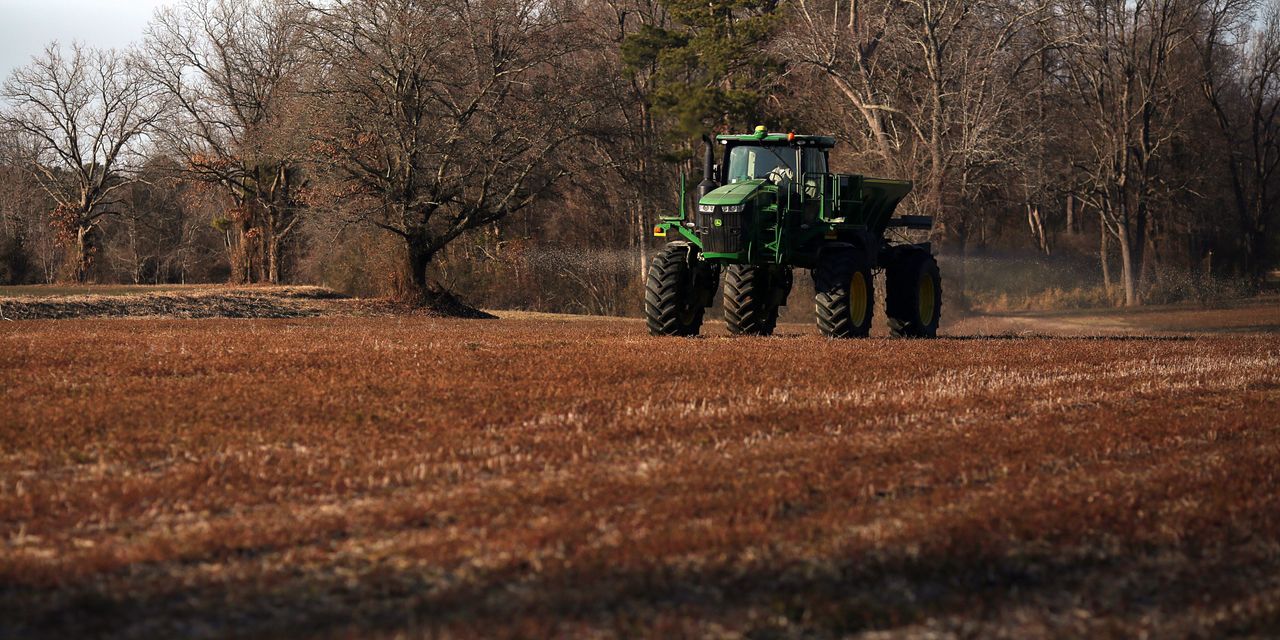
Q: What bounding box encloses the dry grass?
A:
[1,315,1278,638]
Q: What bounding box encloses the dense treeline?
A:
[1,0,1277,313]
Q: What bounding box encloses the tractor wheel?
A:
[645,244,705,337]
[814,249,875,339]
[886,251,942,338]
[723,264,779,336]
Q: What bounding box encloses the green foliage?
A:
[622,0,782,146]
[211,216,232,233]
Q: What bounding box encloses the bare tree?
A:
[1198,0,1280,283]
[302,0,595,308]
[143,0,310,284]
[96,156,219,284]
[1060,0,1207,305]
[590,0,680,285]
[784,0,1052,305]
[0,43,165,282]
[785,0,907,172]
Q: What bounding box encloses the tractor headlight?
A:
[721,204,746,213]
[697,204,716,213]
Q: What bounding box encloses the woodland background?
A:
[1,0,1278,314]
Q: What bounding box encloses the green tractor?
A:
[645,126,942,338]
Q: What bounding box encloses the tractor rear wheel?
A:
[886,251,942,338]
[814,248,875,338]
[645,244,705,337]
[723,264,779,336]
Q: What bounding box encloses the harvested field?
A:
[1,312,1279,638]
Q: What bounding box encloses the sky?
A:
[0,0,173,83]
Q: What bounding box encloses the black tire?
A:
[645,244,704,337]
[723,264,779,336]
[886,251,942,338]
[814,248,874,338]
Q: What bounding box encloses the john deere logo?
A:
[714,218,723,227]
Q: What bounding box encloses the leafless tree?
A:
[143,0,310,284]
[301,0,596,307]
[784,0,1052,304]
[1059,0,1208,305]
[0,43,165,282]
[584,0,680,285]
[785,0,907,172]
[1198,0,1280,282]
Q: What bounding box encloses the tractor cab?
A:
[726,143,795,187]
[717,128,833,193]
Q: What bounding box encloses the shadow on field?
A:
[934,334,1198,342]
[5,534,1277,638]
[1157,322,1280,334]
[732,331,1198,342]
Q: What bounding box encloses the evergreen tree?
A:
[621,0,781,150]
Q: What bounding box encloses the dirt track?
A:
[2,311,1279,638]
[0,286,351,320]
[945,297,1280,336]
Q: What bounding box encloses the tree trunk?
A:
[231,223,253,284]
[1027,203,1050,255]
[69,224,92,284]
[255,236,267,283]
[267,234,281,284]
[635,204,647,287]
[1100,214,1112,293]
[1118,224,1138,306]
[1250,220,1268,287]
[1133,200,1150,300]
[263,203,289,285]
[397,232,493,318]
[951,221,969,312]
[1065,194,1076,235]
[405,234,433,298]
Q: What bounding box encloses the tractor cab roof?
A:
[716,126,836,148]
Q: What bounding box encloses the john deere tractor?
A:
[645,126,941,338]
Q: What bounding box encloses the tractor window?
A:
[727,145,797,185]
[803,148,828,175]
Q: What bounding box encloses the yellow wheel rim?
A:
[849,271,868,325]
[918,273,936,325]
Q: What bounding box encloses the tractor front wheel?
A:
[723,264,780,336]
[645,244,705,337]
[814,249,875,338]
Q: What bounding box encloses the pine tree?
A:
[621,0,780,148]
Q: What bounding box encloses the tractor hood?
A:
[699,179,768,207]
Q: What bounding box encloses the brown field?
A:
[2,305,1280,638]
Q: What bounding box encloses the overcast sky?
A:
[0,0,173,83]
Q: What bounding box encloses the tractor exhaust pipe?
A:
[698,134,719,200]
